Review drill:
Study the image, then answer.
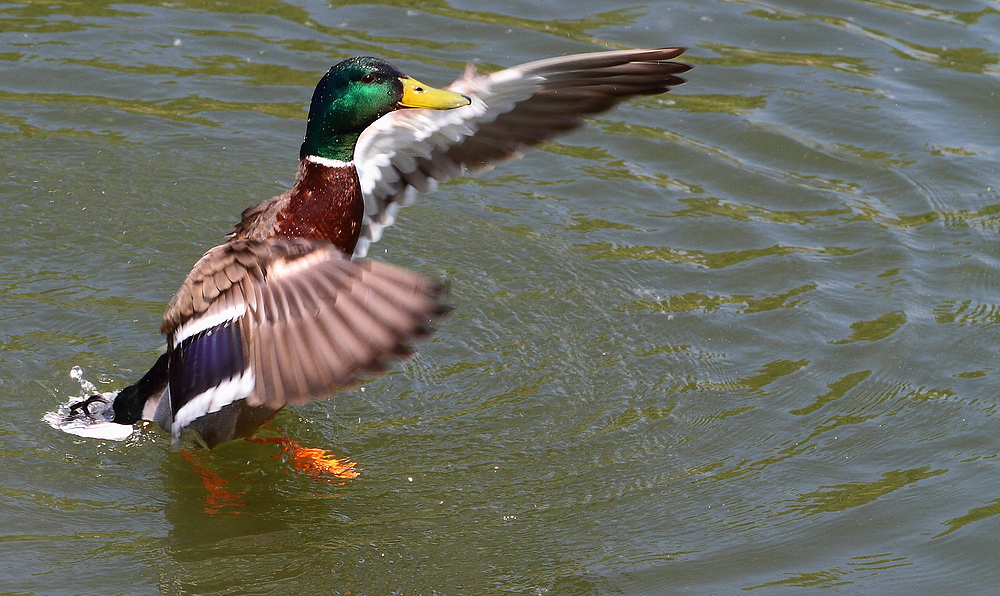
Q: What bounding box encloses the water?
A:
[2,0,999,594]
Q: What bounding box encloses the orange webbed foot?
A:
[247,436,360,483]
[181,449,249,516]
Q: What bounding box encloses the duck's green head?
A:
[300,56,471,162]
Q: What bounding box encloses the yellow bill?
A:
[399,76,471,109]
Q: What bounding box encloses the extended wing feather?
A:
[352,47,690,257]
[160,238,448,445]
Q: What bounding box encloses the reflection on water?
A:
[177,438,358,516]
[2,0,1000,593]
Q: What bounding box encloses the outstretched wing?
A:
[352,47,691,257]
[161,238,448,443]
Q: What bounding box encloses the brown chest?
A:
[272,163,365,255]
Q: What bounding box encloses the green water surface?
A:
[1,0,999,594]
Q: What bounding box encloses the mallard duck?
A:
[53,47,691,448]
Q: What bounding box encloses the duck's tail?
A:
[46,354,169,441]
[110,352,170,424]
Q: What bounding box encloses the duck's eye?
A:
[360,73,377,84]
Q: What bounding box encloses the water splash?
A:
[43,366,134,441]
[69,365,98,394]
